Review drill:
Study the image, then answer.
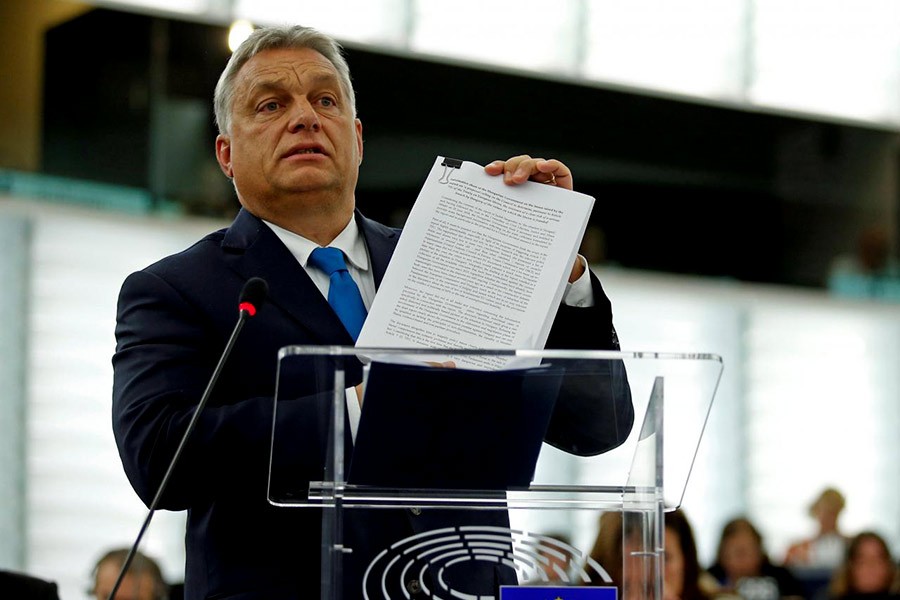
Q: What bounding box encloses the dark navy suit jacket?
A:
[112,208,631,599]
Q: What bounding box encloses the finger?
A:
[531,166,558,186]
[485,158,528,181]
[499,154,532,173]
[486,156,573,189]
[535,159,565,174]
[535,158,573,190]
[483,160,505,175]
[424,360,456,368]
[484,154,532,183]
[508,155,543,184]
[485,155,530,179]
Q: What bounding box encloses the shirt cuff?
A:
[345,387,361,444]
[562,255,594,308]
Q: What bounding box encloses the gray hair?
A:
[213,25,356,135]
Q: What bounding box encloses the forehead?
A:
[236,47,340,94]
[856,538,885,556]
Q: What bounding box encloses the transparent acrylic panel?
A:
[269,348,721,510]
[268,348,721,600]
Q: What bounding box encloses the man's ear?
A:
[215,134,234,177]
[355,118,364,165]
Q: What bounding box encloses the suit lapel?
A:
[221,209,353,344]
[219,209,400,344]
[356,211,400,290]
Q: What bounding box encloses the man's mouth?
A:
[283,145,327,158]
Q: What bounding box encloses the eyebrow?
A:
[246,80,287,99]
[246,71,343,100]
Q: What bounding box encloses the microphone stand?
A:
[107,296,261,599]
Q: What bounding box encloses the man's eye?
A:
[319,97,336,108]
[259,101,280,112]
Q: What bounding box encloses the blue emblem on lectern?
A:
[501,586,618,600]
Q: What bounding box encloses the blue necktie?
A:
[308,247,368,341]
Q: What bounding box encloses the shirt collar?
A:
[262,216,370,272]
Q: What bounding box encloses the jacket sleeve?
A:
[543,269,634,456]
[112,269,330,509]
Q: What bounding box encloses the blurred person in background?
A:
[587,510,707,600]
[664,509,718,600]
[827,531,900,600]
[784,487,850,569]
[708,517,805,600]
[587,511,626,589]
[828,224,900,300]
[90,547,169,600]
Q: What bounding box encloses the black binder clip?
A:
[438,157,462,184]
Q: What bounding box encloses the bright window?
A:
[235,0,409,46]
[409,0,581,74]
[749,0,900,125]
[583,0,749,101]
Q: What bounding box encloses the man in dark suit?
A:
[112,24,631,600]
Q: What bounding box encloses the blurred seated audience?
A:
[784,487,849,569]
[708,517,805,600]
[0,569,60,599]
[665,509,718,600]
[586,509,720,600]
[587,510,655,598]
[587,511,626,588]
[90,547,169,600]
[827,531,900,600]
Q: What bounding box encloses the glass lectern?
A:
[269,347,722,600]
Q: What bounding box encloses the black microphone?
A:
[239,276,268,317]
[108,277,268,600]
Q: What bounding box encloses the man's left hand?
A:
[484,155,574,190]
[485,155,583,282]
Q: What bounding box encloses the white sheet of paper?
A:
[356,156,594,370]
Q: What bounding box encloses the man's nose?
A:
[287,99,321,132]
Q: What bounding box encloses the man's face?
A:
[215,47,363,224]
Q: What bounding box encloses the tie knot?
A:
[308,247,348,276]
